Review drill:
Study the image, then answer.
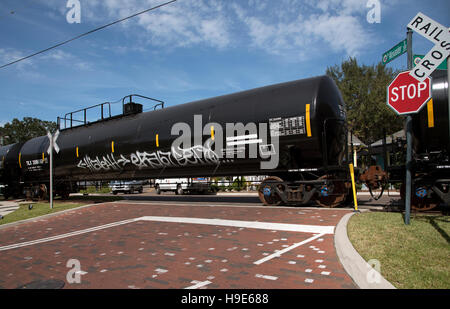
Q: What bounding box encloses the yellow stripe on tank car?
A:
[42,152,45,161]
[156,134,159,148]
[306,104,312,137]
[111,141,115,153]
[211,126,215,141]
[76,147,79,158]
[427,99,434,128]
[19,153,21,168]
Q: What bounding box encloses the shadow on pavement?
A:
[123,194,262,204]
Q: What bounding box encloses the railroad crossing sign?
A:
[408,12,450,81]
[47,130,60,154]
[387,71,431,115]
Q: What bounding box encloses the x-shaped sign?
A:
[47,130,60,154]
[408,12,450,81]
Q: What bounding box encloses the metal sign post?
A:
[47,130,60,210]
[404,28,413,225]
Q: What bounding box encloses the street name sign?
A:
[382,39,407,65]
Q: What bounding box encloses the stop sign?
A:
[387,71,431,115]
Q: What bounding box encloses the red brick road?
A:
[0,202,356,289]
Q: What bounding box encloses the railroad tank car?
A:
[0,143,23,199]
[1,75,350,207]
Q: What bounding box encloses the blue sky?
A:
[0,0,449,127]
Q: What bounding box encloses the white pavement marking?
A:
[139,216,334,234]
[185,280,212,289]
[255,274,278,281]
[253,233,326,265]
[0,215,334,252]
[0,218,139,251]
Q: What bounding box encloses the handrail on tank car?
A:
[122,94,165,111]
[59,102,112,130]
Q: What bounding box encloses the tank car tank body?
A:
[1,75,350,206]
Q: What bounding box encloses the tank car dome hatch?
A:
[123,102,143,115]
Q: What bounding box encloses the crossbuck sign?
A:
[47,130,60,154]
[408,12,450,81]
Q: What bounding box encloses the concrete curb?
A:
[334,212,396,289]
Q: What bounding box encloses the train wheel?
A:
[315,176,348,208]
[400,183,439,211]
[258,176,285,206]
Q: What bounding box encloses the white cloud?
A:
[38,0,379,60]
[232,0,376,58]
[0,48,34,68]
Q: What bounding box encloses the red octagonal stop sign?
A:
[387,71,431,115]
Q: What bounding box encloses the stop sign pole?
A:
[405,28,413,225]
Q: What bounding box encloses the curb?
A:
[334,212,396,289]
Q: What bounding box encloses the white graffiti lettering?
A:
[77,141,219,172]
[77,153,130,171]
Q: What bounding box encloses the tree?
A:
[0,117,57,145]
[326,57,404,144]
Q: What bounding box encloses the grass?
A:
[347,212,450,289]
[0,201,87,226]
[0,195,124,226]
[79,186,112,194]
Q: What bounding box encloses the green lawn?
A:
[348,212,450,289]
[0,201,87,226]
[0,195,123,226]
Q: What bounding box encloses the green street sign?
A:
[413,54,447,70]
[382,39,407,65]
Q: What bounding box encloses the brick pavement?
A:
[0,202,356,289]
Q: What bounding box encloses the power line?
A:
[0,0,178,69]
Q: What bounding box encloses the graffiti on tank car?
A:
[77,153,130,171]
[171,140,219,166]
[77,140,219,172]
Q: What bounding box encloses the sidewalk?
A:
[0,201,20,217]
